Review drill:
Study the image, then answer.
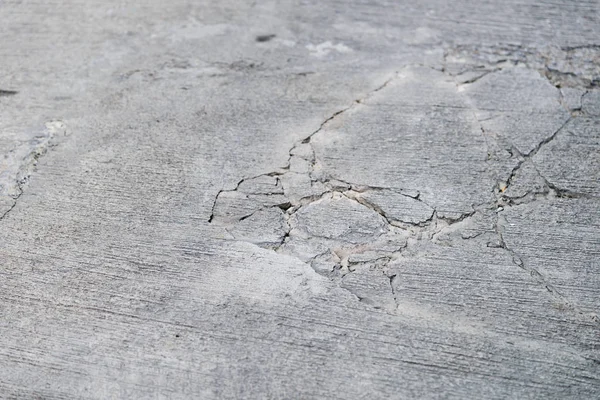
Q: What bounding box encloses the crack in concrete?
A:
[475,113,600,323]
[209,60,598,317]
[446,44,600,89]
[0,185,22,221]
[207,73,400,224]
[207,189,224,223]
[0,120,65,222]
[499,116,571,197]
[206,73,423,289]
[494,211,599,324]
[484,121,599,322]
[441,58,600,322]
[445,53,593,205]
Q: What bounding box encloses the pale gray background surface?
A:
[0,1,599,398]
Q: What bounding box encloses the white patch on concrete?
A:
[306,41,353,57]
[280,39,296,47]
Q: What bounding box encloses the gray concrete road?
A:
[1,1,599,398]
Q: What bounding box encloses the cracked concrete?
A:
[0,120,66,219]
[1,1,599,399]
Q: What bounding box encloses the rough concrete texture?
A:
[0,1,599,398]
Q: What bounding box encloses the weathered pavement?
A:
[1,1,599,398]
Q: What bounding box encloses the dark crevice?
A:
[255,34,276,42]
[207,189,223,223]
[345,193,396,227]
[388,274,397,299]
[0,89,18,97]
[238,211,256,222]
[457,69,498,85]
[274,219,292,252]
[435,209,477,225]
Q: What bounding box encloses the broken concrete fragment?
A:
[560,87,585,111]
[210,191,257,223]
[346,236,406,265]
[245,191,288,207]
[211,175,290,225]
[292,194,387,243]
[544,45,600,88]
[237,175,284,195]
[280,172,326,204]
[432,208,496,244]
[229,207,288,249]
[327,179,351,192]
[353,189,434,226]
[289,142,314,160]
[282,222,406,277]
[309,254,337,275]
[282,238,331,265]
[341,267,397,312]
[289,156,311,173]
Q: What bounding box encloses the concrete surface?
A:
[0,1,599,398]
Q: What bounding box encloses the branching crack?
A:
[208,59,598,318]
[494,211,598,324]
[206,73,417,292]
[207,73,398,225]
[441,56,599,323]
